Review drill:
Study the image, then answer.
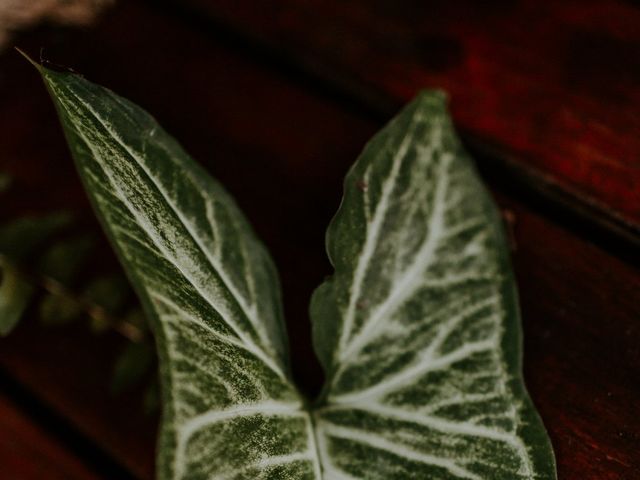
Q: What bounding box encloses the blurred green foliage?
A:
[0,173,157,411]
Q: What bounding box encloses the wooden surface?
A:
[182,0,640,238]
[0,0,638,478]
[0,391,99,480]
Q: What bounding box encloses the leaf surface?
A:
[311,92,556,479]
[41,67,321,480]
[40,60,555,480]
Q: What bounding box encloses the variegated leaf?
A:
[40,67,321,480]
[311,92,556,479]
[39,57,555,480]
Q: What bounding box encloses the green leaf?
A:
[83,274,130,313]
[0,173,11,192]
[0,212,72,262]
[41,67,321,480]
[143,376,161,416]
[38,293,82,326]
[0,260,35,336]
[111,341,154,394]
[39,58,555,480]
[37,235,94,326]
[311,92,556,479]
[39,234,94,283]
[0,212,72,335]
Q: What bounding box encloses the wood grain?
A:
[500,193,640,479]
[0,392,100,480]
[0,1,637,478]
[174,0,640,237]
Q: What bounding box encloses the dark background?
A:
[0,1,638,478]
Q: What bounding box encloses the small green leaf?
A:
[143,377,161,416]
[123,307,147,330]
[39,235,94,283]
[0,211,72,335]
[83,274,130,313]
[0,173,11,192]
[88,312,111,334]
[38,293,82,326]
[111,341,154,394]
[0,212,72,262]
[0,260,34,336]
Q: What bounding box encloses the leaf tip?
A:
[15,47,43,73]
[415,88,449,107]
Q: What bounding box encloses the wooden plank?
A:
[498,193,640,479]
[172,0,640,238]
[0,392,100,480]
[0,1,638,478]
[0,319,157,479]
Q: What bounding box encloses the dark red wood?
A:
[0,1,638,479]
[0,393,100,480]
[499,192,640,479]
[178,0,640,235]
[0,320,157,479]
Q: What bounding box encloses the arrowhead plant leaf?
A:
[310,93,556,479]
[39,66,320,480]
[38,61,556,480]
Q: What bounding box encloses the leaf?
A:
[0,173,11,192]
[39,56,555,480]
[310,92,556,479]
[39,234,94,283]
[38,293,82,326]
[83,274,130,312]
[143,376,161,416]
[40,67,322,480]
[0,212,72,335]
[111,341,154,394]
[37,235,95,326]
[0,260,34,335]
[0,212,72,262]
